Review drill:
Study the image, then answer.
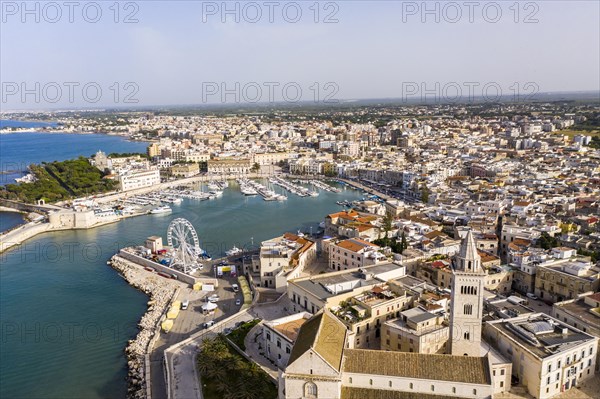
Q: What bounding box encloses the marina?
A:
[0,177,363,399]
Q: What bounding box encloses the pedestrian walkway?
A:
[243,323,279,380]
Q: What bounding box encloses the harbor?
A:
[0,178,364,399]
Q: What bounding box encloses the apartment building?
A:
[252,233,316,291]
[381,307,449,354]
[328,238,385,271]
[334,284,415,349]
[534,248,600,303]
[118,169,160,191]
[287,263,406,315]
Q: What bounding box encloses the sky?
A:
[1,0,599,109]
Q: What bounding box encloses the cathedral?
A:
[280,230,512,399]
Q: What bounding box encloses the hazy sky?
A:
[1,1,599,109]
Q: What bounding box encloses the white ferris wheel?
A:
[167,218,201,274]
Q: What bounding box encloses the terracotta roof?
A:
[342,349,491,385]
[337,238,379,253]
[424,230,447,239]
[587,292,600,302]
[288,311,347,371]
[341,387,459,399]
[273,318,307,342]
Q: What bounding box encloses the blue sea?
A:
[0,127,365,399]
[0,120,149,185]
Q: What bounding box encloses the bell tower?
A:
[449,230,485,356]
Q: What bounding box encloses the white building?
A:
[328,238,385,271]
[484,313,598,399]
[118,169,161,191]
[262,312,312,370]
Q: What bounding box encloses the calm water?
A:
[0,211,24,232]
[0,148,363,398]
[0,124,148,185]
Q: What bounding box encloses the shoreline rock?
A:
[109,255,178,399]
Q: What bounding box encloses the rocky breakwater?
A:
[109,255,178,399]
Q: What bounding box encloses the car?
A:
[203,321,215,329]
[231,283,239,292]
[235,299,242,306]
[208,295,219,303]
[181,300,189,310]
[223,327,232,335]
[526,293,538,300]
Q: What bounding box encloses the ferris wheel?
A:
[167,218,201,274]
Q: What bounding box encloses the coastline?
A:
[108,255,179,399]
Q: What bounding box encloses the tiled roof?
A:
[341,387,459,399]
[288,311,347,371]
[342,349,491,385]
[337,238,378,253]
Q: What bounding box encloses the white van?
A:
[231,284,239,292]
[181,300,189,310]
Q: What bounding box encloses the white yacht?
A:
[150,205,172,214]
[226,246,242,256]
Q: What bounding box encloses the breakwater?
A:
[109,255,179,399]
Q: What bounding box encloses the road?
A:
[149,270,244,399]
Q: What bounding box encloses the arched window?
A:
[464,331,470,340]
[304,382,318,398]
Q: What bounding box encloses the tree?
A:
[251,163,260,173]
[400,231,408,253]
[538,232,558,250]
[421,185,430,203]
[382,211,393,234]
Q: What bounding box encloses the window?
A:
[500,381,504,388]
[388,381,392,388]
[369,379,373,386]
[501,369,505,376]
[304,382,317,398]
[452,387,456,393]
[464,332,470,340]
[473,389,477,395]
[409,383,413,389]
[349,377,352,384]
[464,304,473,315]
[431,385,435,392]
[548,364,552,372]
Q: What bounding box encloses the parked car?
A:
[526,293,538,300]
[235,299,242,306]
[203,321,215,329]
[208,295,219,303]
[231,283,239,292]
[181,300,189,310]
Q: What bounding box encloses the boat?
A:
[226,246,242,256]
[241,186,258,195]
[150,205,172,214]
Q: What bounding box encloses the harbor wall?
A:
[118,249,219,287]
[0,198,51,213]
[0,222,50,253]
